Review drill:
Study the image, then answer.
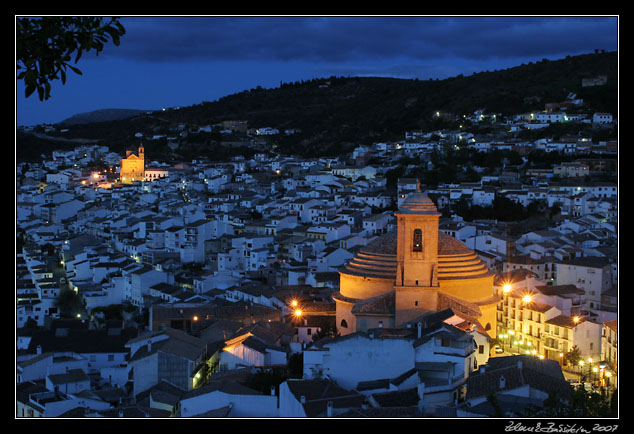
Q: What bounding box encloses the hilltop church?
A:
[333,187,499,338]
[120,145,145,184]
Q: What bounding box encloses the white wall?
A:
[572,320,604,361]
[556,263,612,311]
[130,352,159,397]
[278,380,307,417]
[180,390,278,417]
[304,335,415,390]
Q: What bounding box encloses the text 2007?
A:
[592,426,618,432]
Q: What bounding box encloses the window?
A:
[413,229,422,252]
[340,319,348,328]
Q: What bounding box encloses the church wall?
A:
[120,147,145,184]
[120,158,145,184]
[354,314,395,332]
[337,272,394,335]
[439,275,498,334]
[438,275,495,303]
[477,303,498,337]
[335,298,356,337]
[338,273,393,300]
[395,286,439,325]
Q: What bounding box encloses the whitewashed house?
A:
[177,380,278,417]
[220,333,287,370]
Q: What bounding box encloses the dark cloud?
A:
[111,16,617,64]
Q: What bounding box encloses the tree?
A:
[55,289,84,318]
[564,345,582,367]
[17,16,126,100]
[311,318,339,342]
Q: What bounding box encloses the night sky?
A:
[16,15,618,127]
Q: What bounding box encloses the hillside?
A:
[60,108,150,125]
[17,51,617,162]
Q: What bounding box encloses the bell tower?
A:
[394,186,442,325]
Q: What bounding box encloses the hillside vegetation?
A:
[17,51,617,163]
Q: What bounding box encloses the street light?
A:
[579,360,584,377]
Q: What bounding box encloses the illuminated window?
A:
[413,229,422,252]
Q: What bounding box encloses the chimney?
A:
[36,345,42,355]
[417,322,422,339]
[300,395,306,404]
[326,401,333,417]
[271,386,276,396]
[499,375,506,390]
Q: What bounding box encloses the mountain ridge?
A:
[18,51,617,162]
[60,108,152,125]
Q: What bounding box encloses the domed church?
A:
[333,188,499,338]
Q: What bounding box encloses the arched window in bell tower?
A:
[413,229,422,252]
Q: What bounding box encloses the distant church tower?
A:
[120,145,145,184]
[394,186,442,325]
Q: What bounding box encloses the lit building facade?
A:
[496,285,559,358]
[120,145,145,184]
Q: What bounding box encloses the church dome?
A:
[398,191,441,215]
[341,230,494,280]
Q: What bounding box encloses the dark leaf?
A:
[68,64,83,75]
[24,84,36,98]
